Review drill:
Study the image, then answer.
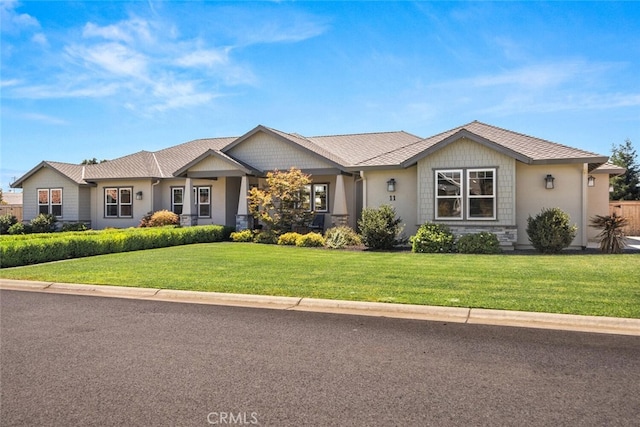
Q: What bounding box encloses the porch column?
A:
[180,177,198,226]
[331,174,349,227]
[235,176,250,231]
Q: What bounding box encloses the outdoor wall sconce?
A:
[545,174,555,190]
[587,176,596,187]
[136,191,143,200]
[387,178,396,192]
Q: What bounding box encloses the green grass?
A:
[1,242,639,318]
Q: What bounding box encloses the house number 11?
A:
[389,195,396,201]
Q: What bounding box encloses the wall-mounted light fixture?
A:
[609,184,614,193]
[545,174,555,190]
[136,191,143,200]
[587,176,596,187]
[387,178,396,192]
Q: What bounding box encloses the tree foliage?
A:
[590,213,628,254]
[248,167,314,234]
[610,139,640,200]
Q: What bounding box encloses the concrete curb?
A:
[1,279,639,336]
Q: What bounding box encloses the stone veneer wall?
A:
[447,225,518,249]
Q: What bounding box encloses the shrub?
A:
[590,213,628,254]
[296,232,325,247]
[139,212,154,227]
[7,222,27,235]
[0,214,17,234]
[358,204,405,250]
[324,226,361,249]
[526,207,577,253]
[30,214,57,233]
[278,232,302,246]
[0,225,231,268]
[230,229,255,242]
[457,232,502,254]
[146,210,180,227]
[410,222,455,253]
[61,222,88,232]
[254,230,278,244]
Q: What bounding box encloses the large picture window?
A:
[38,188,62,217]
[435,168,496,220]
[105,187,133,218]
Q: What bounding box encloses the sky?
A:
[2,1,639,190]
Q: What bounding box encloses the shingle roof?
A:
[356,121,608,168]
[11,161,88,188]
[13,121,610,187]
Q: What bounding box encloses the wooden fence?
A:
[609,201,640,235]
[0,206,23,222]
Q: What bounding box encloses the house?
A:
[11,121,618,249]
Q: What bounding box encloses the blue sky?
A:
[2,1,639,190]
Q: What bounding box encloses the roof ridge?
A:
[311,130,415,138]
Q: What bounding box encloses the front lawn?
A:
[1,242,638,318]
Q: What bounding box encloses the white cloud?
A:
[175,48,231,68]
[1,0,40,34]
[65,43,148,78]
[31,32,48,46]
[82,18,153,44]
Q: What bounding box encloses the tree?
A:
[610,139,640,200]
[80,158,107,165]
[248,168,314,234]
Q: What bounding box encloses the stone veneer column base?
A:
[235,214,250,231]
[331,214,349,228]
[180,214,198,227]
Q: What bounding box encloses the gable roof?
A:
[352,121,608,169]
[11,161,88,188]
[12,121,610,186]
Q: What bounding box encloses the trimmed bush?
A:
[296,232,325,247]
[61,223,88,232]
[324,226,361,249]
[410,222,455,253]
[30,214,57,233]
[358,204,405,250]
[230,229,255,242]
[0,214,18,234]
[526,207,577,253]
[457,232,502,254]
[254,230,278,244]
[0,225,234,268]
[278,232,302,246]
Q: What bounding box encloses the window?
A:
[197,187,210,217]
[105,187,133,218]
[467,169,495,219]
[171,186,211,217]
[38,188,62,217]
[301,183,329,212]
[172,188,183,215]
[435,168,496,220]
[435,170,462,219]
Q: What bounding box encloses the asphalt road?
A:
[1,290,639,426]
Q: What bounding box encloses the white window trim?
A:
[466,168,496,221]
[104,187,133,218]
[435,170,463,220]
[194,186,211,218]
[37,188,63,218]
[171,187,184,215]
[302,183,329,213]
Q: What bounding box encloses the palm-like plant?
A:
[590,213,629,254]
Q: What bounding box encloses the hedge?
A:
[0,225,234,268]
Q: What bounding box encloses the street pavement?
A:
[1,290,639,426]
